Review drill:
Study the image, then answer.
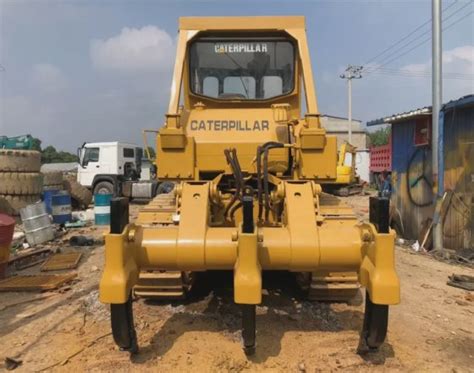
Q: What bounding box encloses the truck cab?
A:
[77,142,143,195]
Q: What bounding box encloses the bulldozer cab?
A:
[156,16,338,182]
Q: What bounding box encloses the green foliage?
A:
[31,137,42,151]
[368,127,391,147]
[41,145,78,164]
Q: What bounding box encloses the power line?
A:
[363,0,459,66]
[364,9,474,75]
[365,1,472,70]
[367,70,474,80]
[366,66,474,78]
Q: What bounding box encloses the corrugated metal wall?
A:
[442,103,474,250]
[391,118,434,241]
[391,99,473,250]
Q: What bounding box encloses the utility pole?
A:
[432,0,443,251]
[340,65,362,144]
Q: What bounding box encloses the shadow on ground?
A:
[126,271,393,364]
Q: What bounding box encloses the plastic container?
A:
[20,201,55,245]
[94,193,112,225]
[42,189,60,214]
[0,214,15,279]
[51,191,72,224]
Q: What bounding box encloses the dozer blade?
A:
[133,271,194,300]
[301,271,360,302]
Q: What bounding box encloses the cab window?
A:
[123,148,135,158]
[190,38,294,100]
[83,147,99,166]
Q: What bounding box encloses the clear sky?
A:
[1,0,473,151]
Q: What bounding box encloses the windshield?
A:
[189,39,295,100]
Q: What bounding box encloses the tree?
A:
[31,137,42,151]
[41,145,78,163]
[368,127,391,147]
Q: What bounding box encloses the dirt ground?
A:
[1,195,473,372]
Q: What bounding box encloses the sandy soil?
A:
[1,195,473,372]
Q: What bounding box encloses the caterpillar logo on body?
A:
[190,120,270,131]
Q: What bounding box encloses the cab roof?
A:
[84,141,139,148]
[179,16,306,31]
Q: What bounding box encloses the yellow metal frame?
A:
[100,181,400,305]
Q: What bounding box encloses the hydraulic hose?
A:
[224,148,246,219]
[263,143,284,222]
[256,141,281,222]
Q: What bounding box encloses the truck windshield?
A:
[189,39,294,100]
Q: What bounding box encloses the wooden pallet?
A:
[0,273,77,292]
[40,253,82,271]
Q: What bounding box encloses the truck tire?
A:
[0,150,41,172]
[0,172,43,195]
[63,179,92,208]
[0,197,15,216]
[0,194,41,214]
[43,183,64,191]
[43,171,63,186]
[93,181,114,196]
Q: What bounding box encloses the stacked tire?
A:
[42,171,64,191]
[0,150,43,215]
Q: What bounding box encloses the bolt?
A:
[127,228,136,243]
[362,231,372,242]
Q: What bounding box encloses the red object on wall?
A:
[370,137,392,173]
[414,117,431,146]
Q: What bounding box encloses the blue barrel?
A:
[42,189,60,214]
[94,194,112,225]
[51,191,72,224]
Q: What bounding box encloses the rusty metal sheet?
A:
[40,252,82,271]
[0,273,77,292]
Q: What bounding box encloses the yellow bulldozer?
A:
[322,142,364,197]
[99,16,400,355]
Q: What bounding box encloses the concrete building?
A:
[320,115,367,150]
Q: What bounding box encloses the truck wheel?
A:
[63,178,93,208]
[0,172,43,195]
[93,181,114,196]
[0,150,41,172]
